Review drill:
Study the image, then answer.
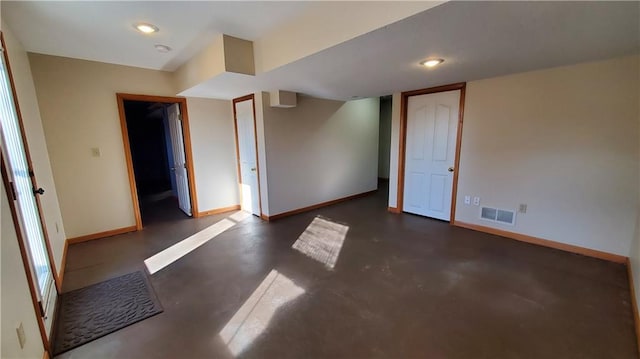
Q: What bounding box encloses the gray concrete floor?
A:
[56,184,638,358]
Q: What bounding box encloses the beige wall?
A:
[456,55,639,256]
[3,25,67,271]
[253,2,441,73]
[388,92,401,208]
[253,92,271,213]
[260,93,379,216]
[186,97,239,212]
[390,56,639,255]
[29,54,176,238]
[1,181,46,359]
[29,54,240,238]
[174,35,226,94]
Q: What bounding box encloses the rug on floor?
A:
[53,270,163,355]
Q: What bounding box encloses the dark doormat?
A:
[53,271,163,355]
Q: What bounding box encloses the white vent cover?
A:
[480,206,516,225]
[270,90,297,108]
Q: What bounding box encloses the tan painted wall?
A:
[3,24,67,272]
[1,181,46,359]
[260,93,379,216]
[388,92,402,208]
[253,2,442,73]
[29,54,240,238]
[253,92,271,213]
[222,35,255,76]
[29,53,175,238]
[629,67,640,315]
[390,55,639,256]
[174,35,226,94]
[456,55,639,256]
[186,97,239,212]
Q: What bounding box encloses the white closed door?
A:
[403,90,460,221]
[167,103,191,216]
[234,98,260,216]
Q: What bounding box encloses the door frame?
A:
[231,94,263,217]
[1,33,55,355]
[395,82,466,223]
[116,93,199,230]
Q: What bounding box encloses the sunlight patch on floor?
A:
[219,270,305,356]
[144,211,251,274]
[229,210,252,222]
[292,216,349,270]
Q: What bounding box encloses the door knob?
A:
[250,167,257,172]
[448,167,454,172]
[33,187,45,195]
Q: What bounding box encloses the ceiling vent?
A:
[270,90,297,108]
[480,206,516,225]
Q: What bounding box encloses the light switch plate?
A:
[16,322,25,349]
[464,195,471,205]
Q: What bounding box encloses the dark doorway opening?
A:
[123,100,184,224]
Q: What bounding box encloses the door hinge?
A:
[28,169,35,177]
[9,181,16,200]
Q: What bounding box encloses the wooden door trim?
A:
[396,82,466,223]
[116,93,199,231]
[1,33,61,293]
[232,94,263,217]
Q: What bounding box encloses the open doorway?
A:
[378,95,392,202]
[117,94,198,229]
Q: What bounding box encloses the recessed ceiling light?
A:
[134,23,159,34]
[154,44,172,53]
[420,58,444,68]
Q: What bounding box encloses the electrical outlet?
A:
[464,195,471,205]
[16,322,26,349]
[91,147,101,157]
[519,204,527,213]
[473,197,480,206]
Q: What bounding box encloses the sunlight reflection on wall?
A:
[292,216,349,270]
[219,270,305,356]
[241,183,253,213]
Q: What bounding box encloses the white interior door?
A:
[234,98,260,216]
[167,103,192,216]
[403,90,460,221]
[0,47,55,318]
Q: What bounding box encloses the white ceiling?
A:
[3,1,639,101]
[184,1,640,100]
[2,1,312,71]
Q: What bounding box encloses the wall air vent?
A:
[270,90,297,108]
[480,206,516,225]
